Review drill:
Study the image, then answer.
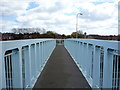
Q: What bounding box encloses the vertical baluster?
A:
[4,57,8,89]
[8,55,12,89]
[116,56,119,88]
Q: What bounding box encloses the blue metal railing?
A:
[64,39,120,89]
[1,39,120,89]
[0,39,56,89]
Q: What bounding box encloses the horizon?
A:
[0,30,120,36]
[1,0,119,35]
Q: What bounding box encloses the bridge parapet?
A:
[0,39,56,89]
[64,39,120,89]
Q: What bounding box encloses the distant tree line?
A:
[0,28,86,41]
[0,28,120,41]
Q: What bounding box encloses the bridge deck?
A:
[33,45,91,88]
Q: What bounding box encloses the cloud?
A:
[0,0,29,16]
[0,20,19,32]
[0,0,118,35]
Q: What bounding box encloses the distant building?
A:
[87,34,100,39]
[87,34,120,41]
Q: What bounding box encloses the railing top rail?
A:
[1,38,119,53]
[0,39,55,55]
[66,38,120,50]
[0,38,55,42]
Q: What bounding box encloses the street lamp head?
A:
[77,13,83,16]
[79,13,83,15]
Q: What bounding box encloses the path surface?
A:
[33,45,91,88]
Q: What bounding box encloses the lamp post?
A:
[76,13,83,38]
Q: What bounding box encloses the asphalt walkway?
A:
[33,45,91,88]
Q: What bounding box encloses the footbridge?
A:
[0,39,119,89]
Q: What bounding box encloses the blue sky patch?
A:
[21,13,26,16]
[2,16,16,21]
[93,1,113,5]
[93,2,104,5]
[64,13,75,16]
[26,2,39,10]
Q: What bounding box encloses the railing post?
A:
[36,43,40,75]
[45,41,47,61]
[77,41,80,65]
[84,43,88,76]
[41,42,43,68]
[43,41,45,61]
[103,48,113,88]
[28,45,32,87]
[39,42,41,71]
[12,49,23,88]
[86,44,93,87]
[23,46,31,88]
[40,42,43,68]
[73,41,75,59]
[77,41,80,63]
[76,41,78,61]
[42,42,44,64]
[92,46,100,88]
[88,44,92,78]
[34,44,37,78]
[30,44,36,86]
[82,43,85,71]
[85,43,89,78]
[78,42,82,68]
[81,42,83,70]
[2,52,6,89]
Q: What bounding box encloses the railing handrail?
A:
[1,39,55,54]
[67,38,119,50]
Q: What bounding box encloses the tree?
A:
[71,30,84,38]
[71,32,77,38]
[46,31,58,38]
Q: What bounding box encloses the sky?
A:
[0,0,119,35]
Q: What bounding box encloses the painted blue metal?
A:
[0,42,2,89]
[64,39,120,89]
[0,38,120,89]
[0,39,56,89]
